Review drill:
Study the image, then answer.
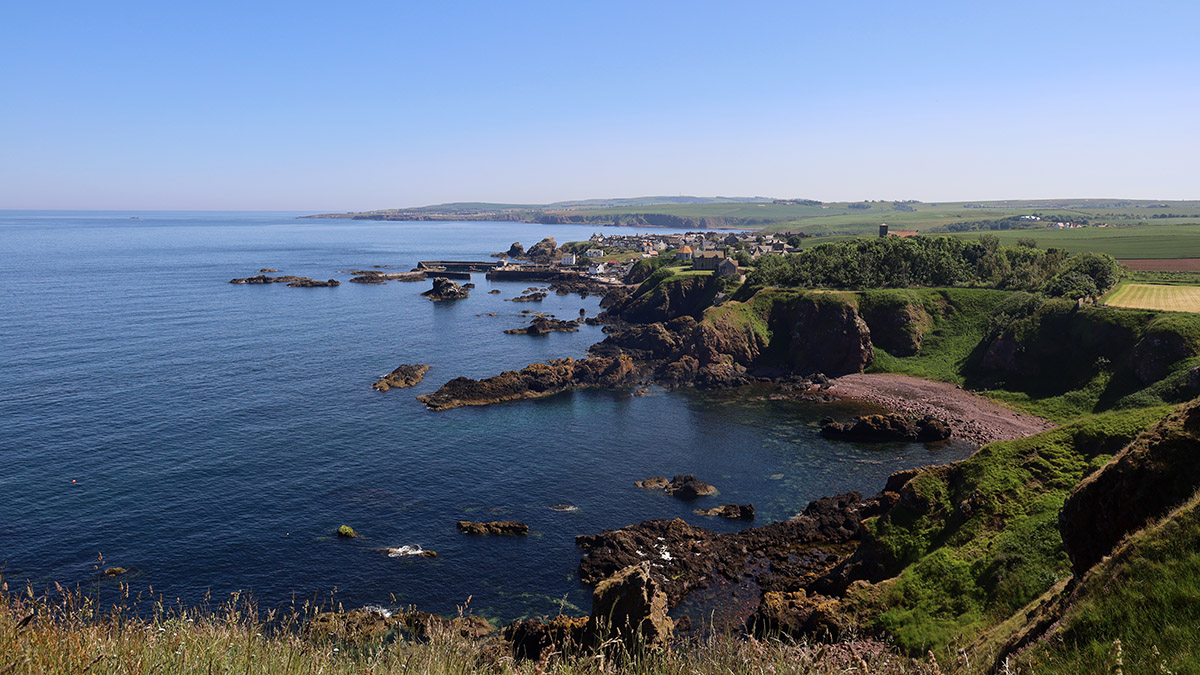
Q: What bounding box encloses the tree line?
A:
[742,235,1121,299]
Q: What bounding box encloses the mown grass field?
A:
[1105,283,1200,312]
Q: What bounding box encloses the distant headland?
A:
[305,196,1200,237]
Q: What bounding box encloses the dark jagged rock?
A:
[421,277,470,301]
[695,504,755,520]
[782,295,873,376]
[399,612,493,640]
[286,278,340,287]
[503,616,588,661]
[576,492,885,609]
[372,364,431,392]
[229,274,303,284]
[456,520,529,535]
[488,289,502,294]
[821,413,952,443]
[509,292,547,302]
[583,563,673,654]
[598,287,629,309]
[549,279,608,298]
[635,474,716,498]
[306,608,394,643]
[503,564,672,661]
[746,590,842,640]
[504,317,579,335]
[601,276,718,324]
[665,474,717,499]
[525,237,558,263]
[259,268,278,273]
[417,355,641,411]
[590,322,684,361]
[506,242,526,258]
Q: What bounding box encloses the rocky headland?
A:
[416,355,640,411]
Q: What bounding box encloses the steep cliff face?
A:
[858,291,936,357]
[780,294,874,376]
[1131,315,1200,385]
[1059,397,1200,575]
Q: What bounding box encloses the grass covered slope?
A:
[1015,489,1200,673]
[837,407,1172,657]
[860,288,1010,383]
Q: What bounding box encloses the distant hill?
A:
[305,197,1200,240]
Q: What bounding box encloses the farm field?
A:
[1105,283,1200,312]
[942,222,1200,259]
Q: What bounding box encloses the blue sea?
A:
[0,211,973,623]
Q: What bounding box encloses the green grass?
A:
[1017,488,1200,674]
[863,288,1011,384]
[945,222,1200,259]
[852,406,1173,658]
[0,580,929,675]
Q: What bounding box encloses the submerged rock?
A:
[457,520,529,535]
[638,474,716,499]
[504,317,580,335]
[694,504,755,520]
[375,545,437,558]
[372,364,431,391]
[229,274,303,284]
[286,278,340,287]
[635,476,669,490]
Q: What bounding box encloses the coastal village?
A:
[487,229,804,284]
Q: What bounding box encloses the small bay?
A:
[0,211,974,623]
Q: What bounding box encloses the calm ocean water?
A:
[0,211,973,622]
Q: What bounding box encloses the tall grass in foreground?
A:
[0,577,937,675]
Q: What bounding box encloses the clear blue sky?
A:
[3,1,1198,210]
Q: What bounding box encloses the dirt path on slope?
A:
[828,373,1057,446]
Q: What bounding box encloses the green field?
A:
[1105,283,1200,312]
[945,222,1200,259]
[786,222,1200,260]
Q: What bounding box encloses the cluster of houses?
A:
[494,229,812,283]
